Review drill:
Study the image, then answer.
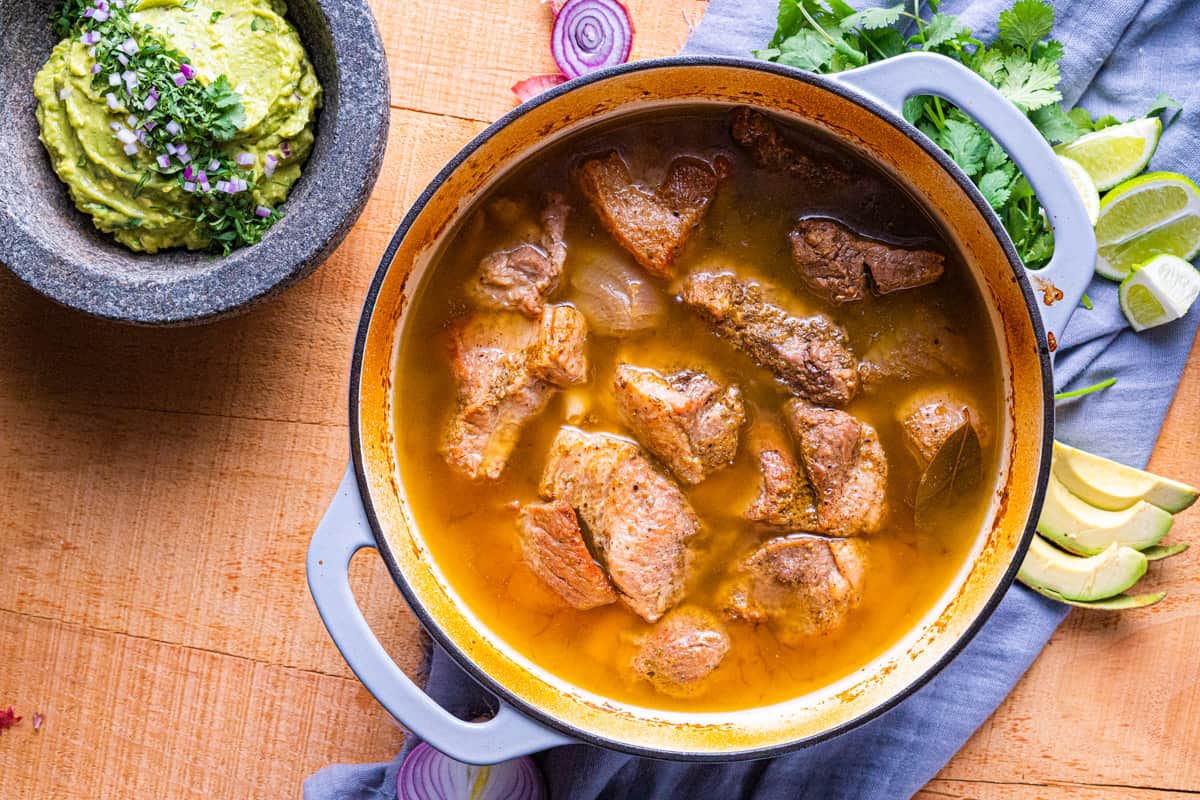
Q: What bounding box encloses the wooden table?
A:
[2,1,1197,797]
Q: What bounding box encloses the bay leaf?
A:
[915,418,983,519]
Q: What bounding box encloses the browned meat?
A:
[630,606,730,697]
[468,193,570,317]
[859,307,972,388]
[722,535,867,644]
[745,424,818,529]
[442,305,588,480]
[517,501,616,610]
[679,271,859,406]
[898,388,989,467]
[784,400,887,536]
[576,151,725,278]
[730,108,843,184]
[789,218,944,304]
[540,427,700,622]
[612,365,745,485]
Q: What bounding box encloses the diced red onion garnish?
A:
[115,0,124,7]
[91,63,101,74]
[279,140,292,158]
[264,153,277,177]
[109,121,121,131]
[165,120,181,136]
[215,180,229,193]
[117,53,128,66]
[122,70,138,88]
[233,178,248,192]
[93,9,109,21]
[173,72,186,87]
[183,164,194,180]
[175,143,187,154]
[83,7,94,17]
[115,128,136,144]
[157,154,171,169]
[511,73,567,103]
[183,181,196,192]
[396,743,546,800]
[550,0,633,79]
[143,120,156,131]
[177,152,191,165]
[88,46,97,57]
[108,73,121,86]
[208,159,220,171]
[199,180,211,192]
[180,63,197,80]
[143,93,157,111]
[59,87,72,99]
[197,170,208,182]
[137,129,148,144]
[236,152,254,166]
[106,92,119,110]
[165,142,177,154]
[123,142,138,156]
[126,114,138,127]
[82,31,101,45]
[120,37,138,55]
[255,205,272,218]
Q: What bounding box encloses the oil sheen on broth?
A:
[395,109,1002,712]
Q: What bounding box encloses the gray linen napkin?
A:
[306,1,1200,796]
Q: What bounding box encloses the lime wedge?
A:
[1055,117,1161,191]
[1095,172,1200,280]
[1118,254,1200,331]
[1057,155,1100,225]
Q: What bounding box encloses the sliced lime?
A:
[1055,117,1161,191]
[1095,172,1200,280]
[1118,254,1200,331]
[1057,155,1100,225]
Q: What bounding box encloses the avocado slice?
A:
[1018,534,1147,602]
[1038,473,1173,555]
[1024,583,1166,610]
[1142,542,1190,561]
[1053,441,1198,513]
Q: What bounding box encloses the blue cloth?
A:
[306,1,1200,797]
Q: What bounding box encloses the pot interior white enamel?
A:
[337,56,1093,761]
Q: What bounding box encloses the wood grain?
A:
[1,0,1197,797]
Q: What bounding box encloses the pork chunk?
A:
[442,305,588,480]
[784,399,887,536]
[898,388,989,467]
[679,271,859,406]
[745,422,818,528]
[540,427,700,622]
[468,193,570,317]
[859,307,972,388]
[789,218,944,304]
[723,535,867,644]
[631,606,731,697]
[730,107,843,184]
[576,151,725,278]
[613,365,745,485]
[517,501,616,610]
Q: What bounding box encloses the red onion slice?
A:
[550,0,633,79]
[396,742,547,800]
[511,73,567,103]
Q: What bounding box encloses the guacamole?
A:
[34,0,321,253]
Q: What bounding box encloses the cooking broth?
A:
[394,109,1003,712]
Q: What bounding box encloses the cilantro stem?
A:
[858,29,891,61]
[1054,377,1116,401]
[1081,292,1094,310]
[796,4,839,48]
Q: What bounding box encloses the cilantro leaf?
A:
[1030,103,1084,144]
[998,0,1055,52]
[997,55,1061,110]
[1067,106,1095,132]
[921,12,968,50]
[839,3,903,31]
[979,168,1014,210]
[775,29,837,70]
[938,118,990,177]
[204,75,246,140]
[1144,91,1182,128]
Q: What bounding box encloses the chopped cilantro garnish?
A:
[210,10,224,23]
[757,0,1179,271]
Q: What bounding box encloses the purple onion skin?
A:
[396,742,546,800]
[550,0,633,79]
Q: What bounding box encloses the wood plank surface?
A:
[1,0,1197,798]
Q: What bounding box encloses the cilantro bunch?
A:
[755,0,1175,269]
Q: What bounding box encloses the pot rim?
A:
[348,55,1056,760]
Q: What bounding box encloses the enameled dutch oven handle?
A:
[833,51,1096,353]
[307,464,575,764]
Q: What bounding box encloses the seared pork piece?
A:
[442,305,588,480]
[858,308,972,387]
[898,388,989,466]
[679,271,859,406]
[789,218,944,304]
[630,606,731,697]
[540,427,700,622]
[517,501,616,610]
[784,399,887,536]
[613,365,745,485]
[576,151,725,278]
[745,424,818,529]
[723,535,867,644]
[468,193,570,317]
[730,107,848,184]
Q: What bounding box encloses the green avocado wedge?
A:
[1053,441,1199,513]
[1024,583,1167,610]
[1018,535,1147,602]
[1038,473,1173,555]
[1142,542,1190,561]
